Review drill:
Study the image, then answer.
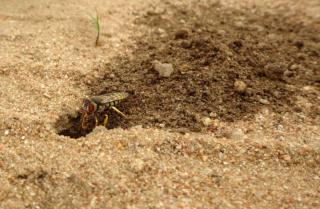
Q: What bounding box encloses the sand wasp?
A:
[79,92,129,130]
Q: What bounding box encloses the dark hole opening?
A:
[57,102,132,138]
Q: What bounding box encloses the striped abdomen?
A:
[91,92,128,112]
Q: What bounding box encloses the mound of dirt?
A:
[58,2,319,138]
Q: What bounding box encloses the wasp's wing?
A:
[91,92,129,104]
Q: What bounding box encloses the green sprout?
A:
[90,10,100,46]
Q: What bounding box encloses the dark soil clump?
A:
[58,2,319,137]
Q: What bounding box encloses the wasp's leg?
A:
[81,113,88,130]
[111,106,127,118]
[94,114,99,128]
[103,114,109,127]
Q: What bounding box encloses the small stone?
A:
[21,136,26,140]
[109,73,115,78]
[153,60,174,77]
[297,53,306,60]
[302,86,316,92]
[209,112,217,118]
[217,29,226,35]
[225,50,233,57]
[133,125,143,129]
[296,96,312,109]
[282,154,291,162]
[179,64,190,74]
[272,91,281,98]
[174,29,189,39]
[234,80,247,94]
[86,79,93,84]
[158,28,165,34]
[181,40,192,49]
[251,24,264,32]
[131,159,145,172]
[234,21,244,28]
[218,152,224,160]
[245,88,254,96]
[227,128,245,140]
[267,33,278,40]
[4,130,9,135]
[259,98,270,105]
[202,117,212,127]
[146,8,165,16]
[201,155,208,162]
[159,123,165,128]
[289,64,299,70]
[285,84,296,91]
[276,124,284,131]
[264,63,285,80]
[294,40,304,49]
[43,93,52,99]
[283,70,293,77]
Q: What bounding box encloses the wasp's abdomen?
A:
[92,92,128,112]
[108,100,119,107]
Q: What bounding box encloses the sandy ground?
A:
[0,0,319,208]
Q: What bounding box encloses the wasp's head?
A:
[79,99,97,115]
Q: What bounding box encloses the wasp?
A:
[79,92,129,130]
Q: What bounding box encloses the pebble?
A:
[296,96,312,109]
[43,93,51,99]
[267,33,278,40]
[259,98,270,105]
[282,154,291,162]
[209,112,217,118]
[289,64,300,70]
[251,24,264,32]
[294,40,304,49]
[153,60,174,77]
[133,125,143,129]
[201,155,209,162]
[272,90,281,98]
[131,159,145,172]
[202,117,212,127]
[181,40,192,49]
[276,124,284,131]
[297,53,306,60]
[158,28,165,34]
[233,80,247,94]
[234,21,244,28]
[283,70,293,77]
[218,152,224,160]
[264,63,285,80]
[302,86,316,92]
[217,29,226,35]
[245,88,254,96]
[174,29,189,39]
[226,128,245,140]
[4,130,9,135]
[225,50,233,57]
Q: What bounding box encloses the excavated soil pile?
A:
[59,2,319,138]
